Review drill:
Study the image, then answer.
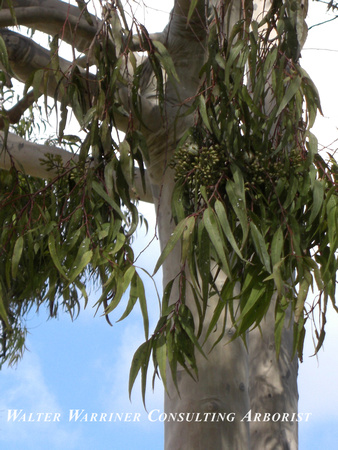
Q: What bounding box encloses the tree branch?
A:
[0,131,153,203]
[0,0,100,52]
[0,89,39,130]
[0,28,97,99]
[0,130,79,178]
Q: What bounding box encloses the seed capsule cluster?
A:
[170,141,228,189]
[171,137,307,196]
[247,147,305,186]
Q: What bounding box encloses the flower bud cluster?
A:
[170,141,228,188]
[247,147,304,186]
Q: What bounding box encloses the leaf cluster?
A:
[130,0,338,398]
[0,0,337,404]
[0,2,152,366]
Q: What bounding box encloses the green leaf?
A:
[204,280,236,345]
[198,95,212,133]
[203,207,231,279]
[66,238,92,284]
[215,200,243,259]
[48,234,69,280]
[105,266,136,314]
[31,69,45,101]
[11,236,24,279]
[153,217,190,275]
[309,179,324,224]
[298,66,323,118]
[153,40,179,82]
[326,194,338,249]
[137,275,149,340]
[91,181,125,220]
[187,0,199,23]
[271,260,284,296]
[250,222,271,273]
[295,275,311,323]
[129,340,151,404]
[270,227,284,267]
[167,326,179,392]
[117,273,138,322]
[0,285,10,327]
[119,140,133,186]
[276,76,302,116]
[306,131,318,164]
[179,315,206,359]
[68,249,92,283]
[162,279,175,315]
[118,274,149,339]
[275,297,288,358]
[226,169,248,244]
[197,222,210,305]
[240,284,265,319]
[293,315,306,361]
[181,216,195,265]
[283,175,298,209]
[0,34,10,72]
[155,335,167,391]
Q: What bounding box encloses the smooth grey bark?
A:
[0,1,304,449]
[0,130,78,178]
[0,28,97,101]
[249,299,298,450]
[149,4,251,448]
[0,0,99,52]
[0,131,153,202]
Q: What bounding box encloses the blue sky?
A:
[0,202,165,450]
[0,2,337,449]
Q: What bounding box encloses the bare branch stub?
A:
[0,90,39,130]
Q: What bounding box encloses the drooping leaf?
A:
[153,217,191,275]
[187,0,199,23]
[129,340,151,406]
[11,236,24,279]
[276,75,302,116]
[48,233,69,281]
[203,207,231,279]
[153,40,179,83]
[215,199,243,259]
[250,222,271,273]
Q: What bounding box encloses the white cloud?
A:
[96,321,164,418]
[299,304,338,418]
[0,353,82,449]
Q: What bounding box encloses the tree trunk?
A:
[147,2,300,449]
[249,299,299,449]
[154,170,250,449]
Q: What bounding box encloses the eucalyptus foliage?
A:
[0,1,150,365]
[0,1,337,407]
[130,0,337,398]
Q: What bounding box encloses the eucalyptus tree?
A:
[0,1,337,449]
